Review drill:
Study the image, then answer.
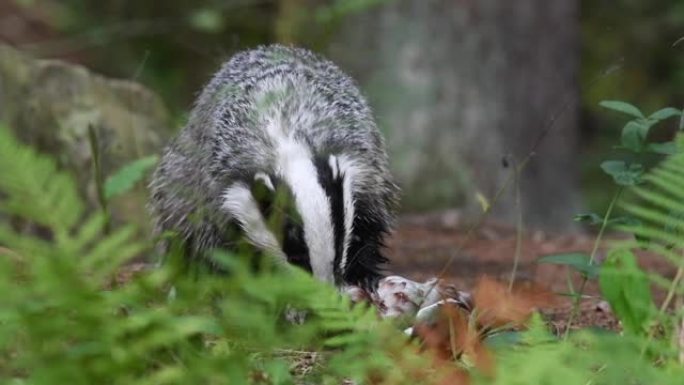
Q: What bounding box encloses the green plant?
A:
[508,128,684,383]
[539,101,682,334]
[3,121,684,384]
[0,124,443,384]
[614,133,684,355]
[87,125,159,235]
[599,248,656,336]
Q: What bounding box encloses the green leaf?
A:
[607,216,642,227]
[537,253,599,279]
[600,100,645,119]
[600,160,644,186]
[599,249,655,335]
[188,8,224,33]
[663,210,684,246]
[620,121,649,152]
[519,313,557,345]
[574,213,603,225]
[648,107,682,121]
[484,331,523,349]
[104,155,158,199]
[647,141,678,155]
[576,214,641,228]
[678,134,684,147]
[0,125,84,230]
[608,216,649,246]
[262,360,293,385]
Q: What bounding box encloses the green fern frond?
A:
[104,155,158,200]
[614,135,684,334]
[0,125,84,234]
[621,141,684,252]
[0,223,54,257]
[0,126,144,287]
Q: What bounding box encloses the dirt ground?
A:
[386,210,677,332]
[115,210,675,333]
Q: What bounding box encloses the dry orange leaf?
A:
[410,276,558,384]
[473,276,557,329]
[414,303,492,380]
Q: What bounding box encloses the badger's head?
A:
[221,154,390,288]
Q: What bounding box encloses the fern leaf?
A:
[0,125,84,232]
[104,155,158,200]
[621,142,684,247]
[0,223,54,258]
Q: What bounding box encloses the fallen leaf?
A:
[473,277,557,330]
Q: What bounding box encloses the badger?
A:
[149,45,399,288]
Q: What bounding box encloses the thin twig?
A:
[673,36,684,48]
[509,159,524,291]
[563,188,623,338]
[415,62,622,310]
[677,298,684,364]
[640,250,684,357]
[432,157,532,285]
[87,124,110,235]
[132,50,151,81]
[0,247,23,263]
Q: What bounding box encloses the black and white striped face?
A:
[221,154,388,287]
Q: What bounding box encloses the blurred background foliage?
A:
[1,0,683,225]
[580,0,684,210]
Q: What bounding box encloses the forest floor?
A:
[387,210,676,333]
[116,210,675,333]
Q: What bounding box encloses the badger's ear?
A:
[251,172,276,215]
[250,172,301,238]
[328,154,341,180]
[254,172,275,191]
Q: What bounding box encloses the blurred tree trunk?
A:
[321,0,582,231]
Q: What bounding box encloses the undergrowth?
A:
[1,110,684,384]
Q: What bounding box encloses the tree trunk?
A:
[327,0,582,231]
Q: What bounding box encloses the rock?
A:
[0,44,172,232]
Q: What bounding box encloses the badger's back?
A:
[149,45,398,284]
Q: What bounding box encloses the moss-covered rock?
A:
[0,44,172,232]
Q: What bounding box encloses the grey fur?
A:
[148,45,399,283]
